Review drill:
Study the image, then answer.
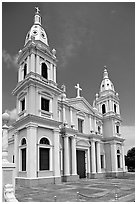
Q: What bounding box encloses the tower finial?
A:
[35,7,40,14]
[34,7,41,25]
[103,65,108,79]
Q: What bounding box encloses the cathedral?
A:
[7,8,126,187]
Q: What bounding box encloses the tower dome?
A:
[100,66,115,93]
[25,7,49,46]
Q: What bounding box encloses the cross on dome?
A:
[35,7,40,14]
[75,83,82,98]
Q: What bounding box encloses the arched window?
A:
[117,149,121,168]
[41,63,48,79]
[102,104,106,114]
[117,149,120,154]
[21,138,27,171]
[24,64,27,79]
[40,137,50,145]
[114,104,117,113]
[98,126,101,134]
[116,125,119,134]
[21,138,26,145]
[39,137,50,171]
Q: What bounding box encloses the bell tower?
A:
[12,7,60,120]
[94,66,122,138]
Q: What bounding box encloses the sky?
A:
[2,2,135,153]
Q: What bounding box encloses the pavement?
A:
[15,173,135,202]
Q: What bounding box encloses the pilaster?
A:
[30,53,35,72]
[64,134,70,176]
[121,144,126,172]
[71,135,77,175]
[110,141,118,172]
[26,123,38,177]
[36,54,40,74]
[14,130,19,177]
[96,141,101,173]
[91,139,96,173]
[53,128,60,177]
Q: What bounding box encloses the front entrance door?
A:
[76,150,86,178]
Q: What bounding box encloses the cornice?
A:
[12,114,62,130]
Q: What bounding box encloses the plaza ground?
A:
[15,173,135,202]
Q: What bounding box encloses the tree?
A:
[125,147,135,172]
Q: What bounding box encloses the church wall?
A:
[84,114,90,134]
[8,142,14,163]
[28,85,36,115]
[52,96,58,121]
[72,110,78,130]
[103,120,113,138]
[65,107,71,127]
[37,127,53,144]
[37,127,54,177]
[104,143,112,172]
[19,128,27,143]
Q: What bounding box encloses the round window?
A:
[41,32,45,38]
[32,30,38,35]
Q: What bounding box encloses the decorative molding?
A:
[76,110,86,118]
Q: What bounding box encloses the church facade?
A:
[7,8,126,187]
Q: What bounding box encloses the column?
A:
[53,128,60,177]
[94,117,96,132]
[64,135,70,176]
[70,107,73,125]
[71,135,77,175]
[89,115,92,131]
[107,100,109,112]
[54,66,56,83]
[91,140,96,173]
[103,153,106,169]
[117,104,120,115]
[28,54,31,73]
[30,53,35,72]
[14,131,19,177]
[18,67,21,82]
[26,123,37,177]
[36,55,40,74]
[87,148,91,175]
[109,99,112,112]
[63,105,66,123]
[50,64,53,81]
[121,144,125,172]
[96,141,101,173]
[111,142,118,172]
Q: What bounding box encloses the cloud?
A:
[43,5,94,70]
[2,50,18,70]
[110,10,117,14]
[6,108,17,121]
[57,12,94,70]
[121,126,135,154]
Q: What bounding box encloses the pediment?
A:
[76,139,90,147]
[67,97,95,114]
